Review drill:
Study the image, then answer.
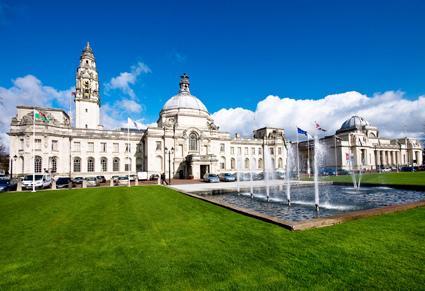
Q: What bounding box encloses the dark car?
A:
[319,167,336,176]
[203,173,220,183]
[219,173,236,182]
[400,166,415,172]
[96,176,106,183]
[274,171,285,180]
[253,172,264,180]
[150,174,159,181]
[56,177,73,189]
[0,179,17,192]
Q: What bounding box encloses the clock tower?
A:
[75,42,101,129]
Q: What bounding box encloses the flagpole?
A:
[307,136,310,178]
[127,119,130,187]
[32,108,36,192]
[296,129,300,180]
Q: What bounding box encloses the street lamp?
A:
[165,147,174,185]
[10,155,17,180]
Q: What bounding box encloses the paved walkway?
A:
[169,179,317,193]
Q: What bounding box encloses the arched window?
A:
[73,157,81,172]
[244,158,250,170]
[258,158,263,169]
[101,157,107,172]
[50,156,57,173]
[220,156,226,170]
[231,158,236,170]
[278,157,283,169]
[34,156,42,173]
[113,158,120,172]
[87,157,95,172]
[189,132,198,151]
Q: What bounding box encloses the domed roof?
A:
[340,115,369,130]
[162,73,208,112]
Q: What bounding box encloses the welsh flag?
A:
[35,110,50,123]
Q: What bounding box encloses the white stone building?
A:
[298,116,423,172]
[8,43,288,179]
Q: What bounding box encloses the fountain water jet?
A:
[285,143,293,206]
[236,156,242,194]
[263,146,273,201]
[314,135,320,211]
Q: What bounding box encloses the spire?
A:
[81,41,94,60]
[179,73,190,94]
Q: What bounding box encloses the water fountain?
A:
[236,156,242,193]
[349,154,363,190]
[250,158,255,198]
[285,143,293,206]
[313,135,320,211]
[263,146,273,201]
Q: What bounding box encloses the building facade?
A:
[298,116,423,172]
[8,43,288,179]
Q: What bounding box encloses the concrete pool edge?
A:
[173,188,425,231]
[332,181,425,191]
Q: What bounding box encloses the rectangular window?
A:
[73,142,81,152]
[270,148,274,155]
[237,147,241,155]
[87,142,94,152]
[259,147,262,155]
[244,147,248,155]
[35,139,42,150]
[230,147,234,155]
[51,140,58,151]
[278,147,282,155]
[220,162,225,170]
[113,143,119,153]
[125,163,131,171]
[220,143,225,152]
[156,141,162,151]
[101,142,107,152]
[251,147,255,155]
[125,143,131,153]
[19,138,24,151]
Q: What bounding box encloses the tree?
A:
[0,137,8,175]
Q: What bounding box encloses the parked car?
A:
[86,177,100,187]
[219,173,236,182]
[274,171,285,179]
[381,167,392,173]
[129,175,137,181]
[118,176,130,186]
[56,177,73,189]
[0,179,17,192]
[319,167,336,176]
[96,176,106,183]
[203,173,220,183]
[22,174,52,190]
[149,174,159,181]
[253,172,264,180]
[238,172,251,181]
[72,177,85,184]
[400,166,415,172]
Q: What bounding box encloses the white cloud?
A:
[0,75,74,149]
[105,62,151,98]
[212,91,425,140]
[117,99,142,113]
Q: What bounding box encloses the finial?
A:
[179,73,190,93]
[86,41,90,49]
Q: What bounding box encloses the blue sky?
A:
[0,0,425,138]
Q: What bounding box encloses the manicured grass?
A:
[0,186,424,289]
[323,171,425,186]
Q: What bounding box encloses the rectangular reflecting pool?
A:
[203,185,425,222]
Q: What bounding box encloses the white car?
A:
[118,176,130,186]
[21,174,52,190]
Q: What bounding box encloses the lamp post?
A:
[10,155,17,180]
[165,147,174,185]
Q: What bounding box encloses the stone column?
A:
[110,178,114,187]
[82,179,87,188]
[135,178,139,186]
[51,179,56,190]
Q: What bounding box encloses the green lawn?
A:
[323,171,425,186]
[0,186,424,290]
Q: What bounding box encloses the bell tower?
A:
[75,42,101,129]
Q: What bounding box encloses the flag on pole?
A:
[314,121,326,132]
[34,110,50,123]
[128,117,139,129]
[297,127,308,136]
